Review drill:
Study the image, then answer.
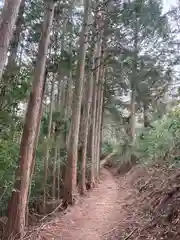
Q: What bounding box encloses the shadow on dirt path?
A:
[39,168,135,240]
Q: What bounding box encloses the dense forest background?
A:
[1,0,180,239]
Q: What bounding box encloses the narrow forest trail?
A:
[39,168,135,240]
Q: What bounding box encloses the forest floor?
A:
[33,167,134,240]
[29,163,180,240]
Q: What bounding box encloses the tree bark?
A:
[6,0,25,69]
[43,73,55,213]
[79,56,95,194]
[130,10,138,145]
[63,0,90,204]
[88,119,95,186]
[4,2,55,238]
[90,11,103,181]
[78,14,97,194]
[96,66,105,177]
[64,2,73,146]
[94,25,106,177]
[0,0,23,80]
[52,136,58,199]
[143,103,149,128]
[130,88,136,143]
[99,94,105,164]
[0,0,25,109]
[26,69,48,226]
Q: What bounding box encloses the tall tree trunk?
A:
[79,61,94,193]
[80,70,94,194]
[52,136,58,199]
[91,72,98,180]
[56,79,63,200]
[130,10,138,145]
[6,0,25,69]
[88,118,95,186]
[78,17,97,194]
[90,14,103,181]
[96,66,105,177]
[4,2,55,238]
[143,103,149,128]
[64,2,73,146]
[94,84,100,178]
[26,69,47,226]
[0,0,25,109]
[63,0,90,204]
[130,88,136,143]
[0,0,23,80]
[95,7,107,175]
[99,95,105,161]
[43,73,55,212]
[94,28,106,177]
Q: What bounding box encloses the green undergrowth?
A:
[0,113,116,215]
[110,107,180,170]
[135,107,180,165]
[101,140,115,155]
[0,112,68,215]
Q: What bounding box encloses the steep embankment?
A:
[107,164,180,240]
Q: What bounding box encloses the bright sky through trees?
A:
[163,0,177,13]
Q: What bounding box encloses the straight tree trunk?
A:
[92,72,98,180]
[78,16,97,193]
[143,103,149,128]
[88,118,95,186]
[63,0,90,204]
[130,12,138,145]
[99,95,105,161]
[64,2,73,146]
[130,88,136,143]
[94,30,105,178]
[52,137,58,199]
[96,66,105,177]
[79,56,95,194]
[90,17,103,181]
[4,2,55,238]
[0,0,25,108]
[56,79,63,200]
[0,0,23,80]
[6,0,25,69]
[43,73,55,212]
[95,3,107,175]
[26,70,47,226]
[94,83,100,177]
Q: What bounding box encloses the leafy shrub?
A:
[135,107,180,164]
[101,140,114,155]
[0,138,19,215]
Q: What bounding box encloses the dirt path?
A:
[39,168,134,240]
